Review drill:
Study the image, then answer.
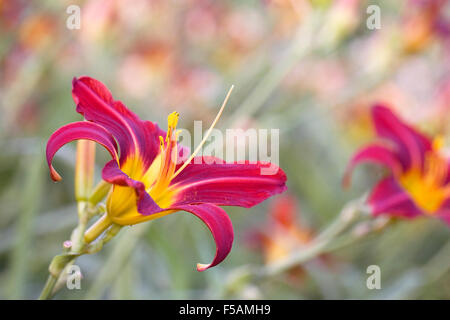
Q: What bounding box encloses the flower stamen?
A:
[151,112,180,195]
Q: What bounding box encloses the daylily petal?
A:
[171,203,233,271]
[368,176,422,218]
[102,160,162,216]
[343,143,402,186]
[46,121,118,181]
[72,76,164,169]
[169,156,287,208]
[372,104,432,170]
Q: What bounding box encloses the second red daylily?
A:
[345,104,450,226]
[46,76,287,271]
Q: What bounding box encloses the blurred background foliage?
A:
[0,0,449,299]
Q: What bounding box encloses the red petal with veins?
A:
[72,76,164,169]
[170,156,287,208]
[46,121,118,181]
[343,143,403,187]
[372,104,431,170]
[171,204,233,271]
[368,177,422,218]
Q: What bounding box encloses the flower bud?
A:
[75,140,96,201]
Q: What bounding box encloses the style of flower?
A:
[46,76,287,271]
[345,104,450,226]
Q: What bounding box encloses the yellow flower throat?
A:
[399,138,450,214]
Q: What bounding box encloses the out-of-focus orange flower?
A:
[264,0,311,37]
[80,0,118,43]
[402,0,449,53]
[248,194,342,285]
[337,102,373,144]
[19,13,57,51]
[164,66,220,110]
[117,41,174,98]
[248,194,314,283]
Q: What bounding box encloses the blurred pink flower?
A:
[345,104,450,226]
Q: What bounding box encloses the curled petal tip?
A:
[50,166,62,182]
[172,204,233,272]
[196,263,210,272]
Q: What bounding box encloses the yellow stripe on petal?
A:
[106,185,137,219]
[110,208,178,225]
[105,111,183,225]
[106,156,149,219]
[141,153,162,189]
[433,135,444,151]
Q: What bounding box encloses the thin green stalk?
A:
[223,198,368,297]
[112,260,135,299]
[260,198,365,277]
[7,153,45,299]
[421,240,450,284]
[38,275,58,300]
[38,202,91,299]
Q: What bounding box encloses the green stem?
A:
[38,203,94,299]
[89,181,112,205]
[223,198,373,298]
[260,199,363,277]
[85,223,150,299]
[8,154,44,299]
[38,160,112,299]
[38,274,58,300]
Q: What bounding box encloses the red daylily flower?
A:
[345,104,450,226]
[46,76,287,271]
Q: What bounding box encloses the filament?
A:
[171,85,234,179]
